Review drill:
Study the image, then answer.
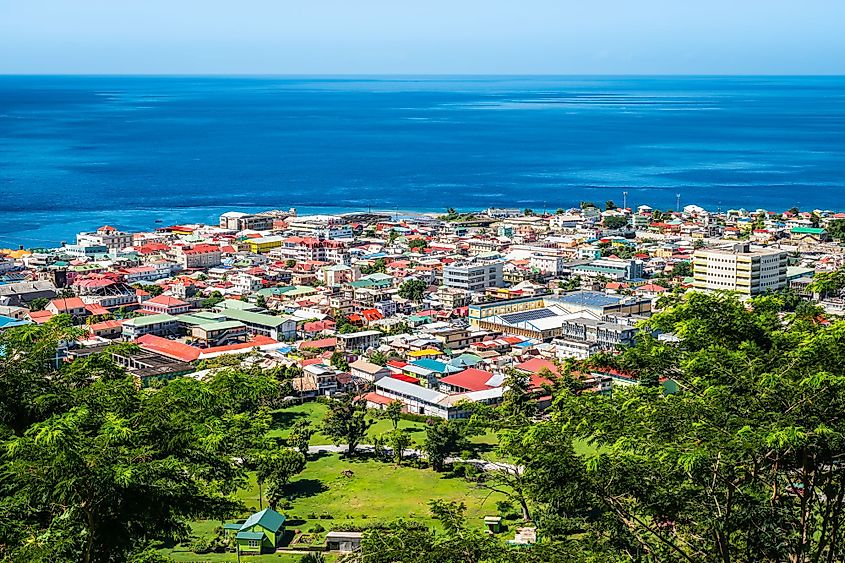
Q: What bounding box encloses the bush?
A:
[307,512,319,519]
[319,513,334,520]
[308,523,326,533]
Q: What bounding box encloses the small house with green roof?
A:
[224,508,286,554]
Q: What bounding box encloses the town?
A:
[2,201,845,561]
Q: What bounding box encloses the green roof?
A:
[791,227,826,234]
[178,312,227,325]
[235,531,265,541]
[194,320,246,331]
[222,308,292,328]
[223,523,242,531]
[124,313,177,328]
[241,508,286,533]
[257,286,296,296]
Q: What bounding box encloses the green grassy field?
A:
[161,453,505,561]
[268,401,500,452]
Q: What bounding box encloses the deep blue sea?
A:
[1,75,844,247]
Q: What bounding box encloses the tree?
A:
[385,429,413,465]
[322,395,373,456]
[0,327,276,562]
[422,420,474,472]
[398,279,427,302]
[28,297,49,311]
[579,201,595,209]
[255,294,267,309]
[256,449,306,510]
[134,283,163,297]
[826,219,845,241]
[499,369,538,422]
[360,258,387,275]
[408,238,428,251]
[603,215,629,230]
[288,419,315,457]
[385,400,403,430]
[201,290,224,308]
[605,200,616,210]
[330,349,349,371]
[524,208,535,216]
[388,229,399,245]
[670,260,692,278]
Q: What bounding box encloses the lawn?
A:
[268,401,499,453]
[161,453,505,561]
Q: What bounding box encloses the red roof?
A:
[360,392,396,406]
[361,308,383,322]
[136,334,201,362]
[390,372,420,384]
[88,319,126,332]
[515,358,557,388]
[439,368,495,392]
[28,310,54,324]
[637,283,668,293]
[298,337,337,350]
[144,294,189,307]
[48,297,86,311]
[84,303,110,316]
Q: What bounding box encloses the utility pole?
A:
[622,191,628,210]
[676,193,681,212]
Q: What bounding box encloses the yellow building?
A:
[247,236,284,253]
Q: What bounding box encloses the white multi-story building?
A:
[693,243,787,295]
[219,211,274,231]
[286,215,353,240]
[77,226,133,251]
[443,260,504,292]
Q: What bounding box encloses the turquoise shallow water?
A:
[1,75,844,246]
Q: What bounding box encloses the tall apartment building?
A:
[443,260,504,292]
[219,211,274,231]
[693,243,787,295]
[76,225,133,251]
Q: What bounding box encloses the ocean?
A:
[1,75,844,247]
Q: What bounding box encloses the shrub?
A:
[308,523,326,533]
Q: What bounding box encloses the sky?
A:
[1,0,844,75]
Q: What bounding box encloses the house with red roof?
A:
[45,297,87,318]
[141,294,191,315]
[438,368,496,393]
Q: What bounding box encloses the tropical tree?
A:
[385,400,403,430]
[398,279,427,302]
[385,429,413,465]
[322,395,373,456]
[0,325,275,562]
[288,419,315,457]
[256,449,306,509]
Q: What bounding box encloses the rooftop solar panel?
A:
[500,308,558,324]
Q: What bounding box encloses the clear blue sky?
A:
[1,0,843,74]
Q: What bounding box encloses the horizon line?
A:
[3,72,845,78]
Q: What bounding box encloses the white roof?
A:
[376,377,447,404]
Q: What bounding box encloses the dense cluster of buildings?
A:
[0,203,841,417]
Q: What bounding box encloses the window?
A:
[248,539,260,548]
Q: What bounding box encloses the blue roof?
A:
[240,508,286,533]
[0,316,30,329]
[411,358,449,373]
[557,291,621,308]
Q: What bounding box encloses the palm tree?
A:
[299,553,326,563]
